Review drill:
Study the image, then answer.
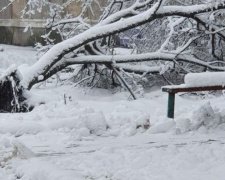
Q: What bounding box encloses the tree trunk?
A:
[0,75,28,113]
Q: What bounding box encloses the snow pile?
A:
[0,46,4,52]
[0,136,35,169]
[106,104,150,137]
[84,112,107,135]
[190,102,221,130]
[32,102,108,137]
[0,98,150,139]
[12,140,36,159]
[185,72,225,87]
[148,118,175,134]
[0,137,15,165]
[147,102,225,134]
[14,100,149,139]
[0,120,44,137]
[175,102,223,133]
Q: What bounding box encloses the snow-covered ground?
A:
[1,45,225,180]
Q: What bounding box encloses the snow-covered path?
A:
[8,129,225,180]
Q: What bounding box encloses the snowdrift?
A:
[148,102,225,134]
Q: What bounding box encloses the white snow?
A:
[1,45,225,179]
[0,44,37,79]
[185,72,225,87]
[148,118,175,134]
[84,112,107,136]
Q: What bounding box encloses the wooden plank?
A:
[162,85,225,93]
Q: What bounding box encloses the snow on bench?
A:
[162,72,225,118]
[185,72,225,87]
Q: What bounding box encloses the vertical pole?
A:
[167,92,175,118]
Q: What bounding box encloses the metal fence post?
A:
[167,92,175,118]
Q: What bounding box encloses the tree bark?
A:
[0,74,28,113]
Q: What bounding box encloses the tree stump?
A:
[0,77,27,113]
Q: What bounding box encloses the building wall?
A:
[0,0,105,46]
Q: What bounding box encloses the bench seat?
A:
[162,84,225,118]
[162,84,225,93]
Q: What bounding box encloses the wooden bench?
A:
[162,85,225,118]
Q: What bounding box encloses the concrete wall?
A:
[0,0,105,46]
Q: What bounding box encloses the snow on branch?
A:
[7,0,225,89]
[66,52,225,71]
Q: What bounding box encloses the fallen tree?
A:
[1,0,225,112]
